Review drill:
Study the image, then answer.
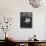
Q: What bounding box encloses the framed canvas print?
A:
[20,12,32,28]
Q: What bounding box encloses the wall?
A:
[0,0,46,40]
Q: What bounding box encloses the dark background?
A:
[20,12,32,28]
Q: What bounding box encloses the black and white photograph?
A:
[20,12,32,28]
